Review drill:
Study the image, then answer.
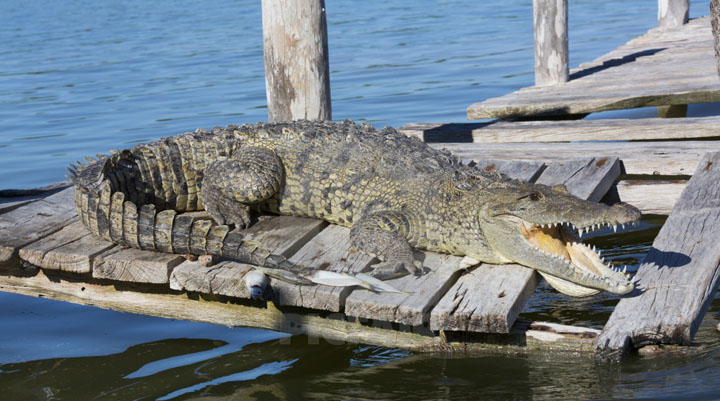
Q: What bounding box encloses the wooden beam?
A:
[597,152,720,360]
[19,221,115,273]
[533,0,569,86]
[272,224,375,312]
[434,140,720,176]
[0,187,77,266]
[0,269,598,354]
[262,0,331,122]
[400,116,720,144]
[345,252,465,326]
[616,180,685,215]
[712,0,720,77]
[658,0,689,28]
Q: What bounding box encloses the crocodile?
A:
[67,119,640,296]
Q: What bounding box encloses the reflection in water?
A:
[1,304,718,401]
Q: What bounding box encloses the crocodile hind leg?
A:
[350,211,423,280]
[199,146,283,229]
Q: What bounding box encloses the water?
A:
[1,0,719,399]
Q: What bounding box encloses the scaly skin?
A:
[68,120,640,296]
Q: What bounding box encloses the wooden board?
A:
[596,152,720,360]
[535,157,620,202]
[345,252,465,326]
[467,17,720,119]
[92,247,185,284]
[169,215,327,298]
[170,260,254,298]
[400,116,720,144]
[271,224,375,312]
[434,141,720,176]
[473,160,546,182]
[0,183,72,213]
[430,264,540,333]
[19,221,115,273]
[0,269,599,354]
[430,158,620,333]
[0,187,77,266]
[615,180,686,215]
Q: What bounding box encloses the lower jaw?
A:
[538,271,600,297]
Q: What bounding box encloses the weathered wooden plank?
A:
[400,116,720,144]
[434,141,720,176]
[345,253,465,326]
[597,152,720,360]
[244,215,327,257]
[615,180,686,215]
[18,221,115,273]
[535,157,620,202]
[271,224,375,312]
[467,17,720,119]
[93,248,185,284]
[472,160,546,182]
[0,270,598,354]
[170,260,254,299]
[0,182,72,214]
[430,158,620,333]
[170,215,327,298]
[0,187,77,266]
[430,264,540,332]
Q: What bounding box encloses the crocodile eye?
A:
[529,192,541,201]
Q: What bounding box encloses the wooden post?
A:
[658,0,689,28]
[712,0,720,77]
[533,0,569,86]
[261,0,331,122]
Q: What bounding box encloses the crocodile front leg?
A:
[350,210,423,280]
[199,146,283,228]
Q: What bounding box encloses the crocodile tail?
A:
[71,180,306,273]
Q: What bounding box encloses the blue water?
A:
[1,0,720,399]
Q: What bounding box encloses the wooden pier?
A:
[468,16,720,119]
[0,157,621,355]
[2,1,719,361]
[2,150,719,359]
[400,11,720,217]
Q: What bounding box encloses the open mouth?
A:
[520,221,633,296]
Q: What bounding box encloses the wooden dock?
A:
[0,157,623,355]
[2,151,719,359]
[467,16,720,119]
[400,13,720,217]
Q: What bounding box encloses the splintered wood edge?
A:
[0,269,598,355]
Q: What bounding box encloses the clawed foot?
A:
[368,258,423,280]
[204,197,252,229]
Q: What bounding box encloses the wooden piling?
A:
[658,0,689,28]
[533,0,569,86]
[712,0,720,77]
[261,0,331,122]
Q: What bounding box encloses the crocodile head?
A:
[475,181,640,296]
